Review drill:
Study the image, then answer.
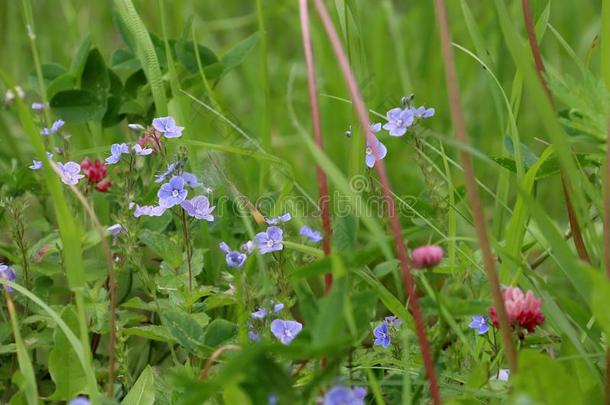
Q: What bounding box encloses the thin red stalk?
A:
[433,0,518,373]
[299,0,333,295]
[521,0,591,264]
[311,0,441,402]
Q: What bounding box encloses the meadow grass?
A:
[0,1,609,404]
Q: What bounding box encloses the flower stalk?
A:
[299,0,334,294]
[432,0,518,373]
[310,0,441,402]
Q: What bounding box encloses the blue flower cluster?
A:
[363,99,435,168]
[248,301,303,345]
[372,315,403,348]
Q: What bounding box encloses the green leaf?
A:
[161,308,204,352]
[202,319,237,348]
[70,34,92,82]
[50,89,106,123]
[111,48,141,70]
[175,41,219,74]
[512,350,584,404]
[81,49,110,101]
[48,307,88,400]
[122,366,155,405]
[332,214,358,253]
[138,229,182,268]
[221,33,259,73]
[47,73,76,100]
[123,325,174,343]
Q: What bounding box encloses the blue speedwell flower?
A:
[219,242,247,269]
[300,225,322,243]
[105,143,129,165]
[133,204,166,218]
[68,397,90,405]
[155,162,177,183]
[270,319,302,345]
[128,123,146,131]
[181,196,214,221]
[265,212,291,225]
[132,144,153,156]
[57,161,84,185]
[384,315,402,326]
[413,106,435,119]
[31,102,48,110]
[255,226,284,254]
[29,152,54,171]
[158,176,188,208]
[323,386,367,405]
[181,172,202,188]
[41,119,65,136]
[29,160,42,170]
[0,263,16,292]
[365,136,387,168]
[383,107,414,137]
[152,116,184,138]
[251,308,268,319]
[373,321,391,348]
[241,240,255,254]
[107,224,125,237]
[468,315,490,335]
[273,302,284,313]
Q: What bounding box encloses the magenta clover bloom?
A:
[373,321,391,348]
[219,242,247,269]
[158,176,188,208]
[132,144,153,156]
[365,136,387,168]
[270,319,302,345]
[152,116,184,138]
[255,226,283,254]
[181,196,214,221]
[265,212,291,225]
[105,143,129,165]
[133,204,166,218]
[41,119,65,136]
[383,107,414,136]
[57,161,84,185]
[0,263,16,292]
[468,315,490,335]
[155,162,177,183]
[411,245,444,269]
[300,225,322,243]
[323,386,367,405]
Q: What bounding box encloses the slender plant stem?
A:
[601,1,610,402]
[310,0,441,402]
[521,0,591,264]
[299,0,333,294]
[180,209,194,292]
[52,161,118,398]
[432,0,518,373]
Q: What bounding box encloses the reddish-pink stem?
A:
[299,0,333,294]
[311,0,441,402]
[521,0,591,265]
[433,0,518,372]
